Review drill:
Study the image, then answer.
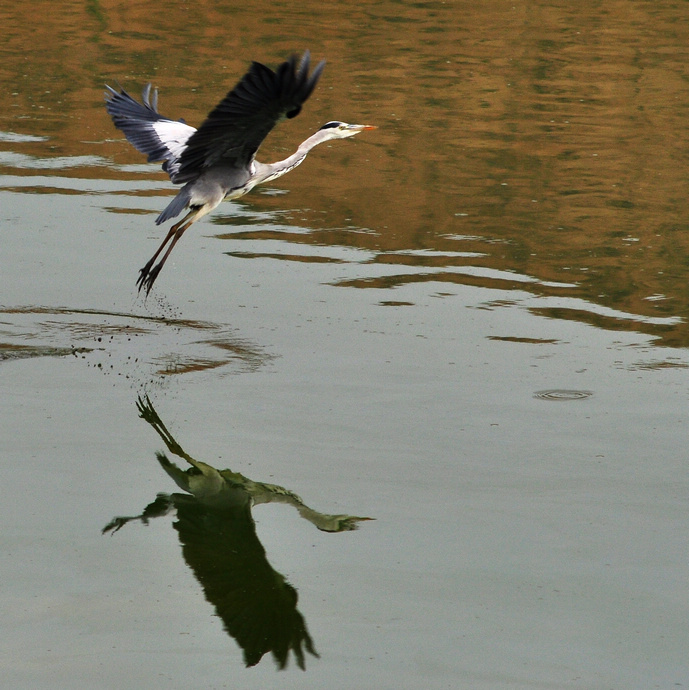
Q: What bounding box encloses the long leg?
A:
[136,394,195,464]
[135,226,178,290]
[136,207,201,295]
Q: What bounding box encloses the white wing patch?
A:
[152,120,196,160]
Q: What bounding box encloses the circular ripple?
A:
[534,389,593,401]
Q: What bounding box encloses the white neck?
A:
[250,129,336,188]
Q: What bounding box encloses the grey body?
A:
[104,51,375,294]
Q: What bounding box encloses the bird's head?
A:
[318,121,377,140]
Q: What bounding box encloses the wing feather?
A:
[104,84,196,180]
[174,51,325,184]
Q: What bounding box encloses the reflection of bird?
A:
[103,465,318,670]
[103,396,372,670]
[105,51,376,294]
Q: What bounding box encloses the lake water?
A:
[1,2,688,689]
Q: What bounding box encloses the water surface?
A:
[1,2,688,689]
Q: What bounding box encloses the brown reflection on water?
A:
[2,1,689,343]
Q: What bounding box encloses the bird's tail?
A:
[156,184,192,225]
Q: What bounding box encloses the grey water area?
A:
[1,169,688,689]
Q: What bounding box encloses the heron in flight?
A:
[105,50,376,294]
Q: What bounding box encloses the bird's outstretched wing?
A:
[173,498,318,669]
[174,50,325,184]
[104,84,196,179]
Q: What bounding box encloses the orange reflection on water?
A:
[1,1,689,344]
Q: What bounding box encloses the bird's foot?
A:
[136,260,161,295]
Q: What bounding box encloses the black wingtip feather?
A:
[175,50,326,183]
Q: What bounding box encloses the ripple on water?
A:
[533,389,593,401]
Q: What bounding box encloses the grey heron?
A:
[103,395,373,669]
[105,50,376,294]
